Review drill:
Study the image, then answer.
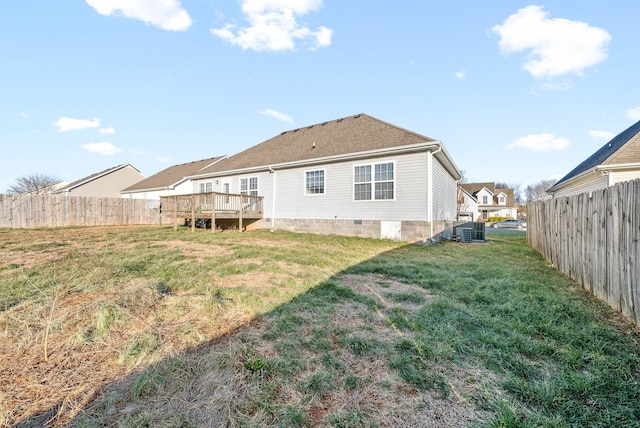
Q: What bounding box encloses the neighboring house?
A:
[121,156,227,200]
[54,164,145,198]
[457,182,518,221]
[184,113,461,242]
[547,120,640,197]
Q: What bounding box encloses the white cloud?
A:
[588,130,615,140]
[492,5,611,79]
[455,70,466,80]
[99,127,115,135]
[536,80,572,92]
[210,0,333,52]
[627,107,640,121]
[158,157,171,163]
[259,109,294,123]
[54,117,100,132]
[18,112,29,118]
[507,133,571,152]
[83,142,123,155]
[86,0,192,31]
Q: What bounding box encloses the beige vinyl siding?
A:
[610,169,640,185]
[432,158,457,221]
[67,166,144,198]
[552,174,608,198]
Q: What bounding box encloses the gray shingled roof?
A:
[192,113,454,177]
[122,156,226,192]
[550,119,640,190]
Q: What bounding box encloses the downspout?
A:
[427,145,442,241]
[269,166,276,230]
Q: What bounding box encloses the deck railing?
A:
[160,192,263,231]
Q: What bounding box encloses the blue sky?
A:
[2,1,639,195]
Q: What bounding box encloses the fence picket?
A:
[527,179,640,325]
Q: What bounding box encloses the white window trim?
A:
[304,169,326,196]
[353,160,396,202]
[199,181,213,193]
[221,179,231,194]
[240,176,259,196]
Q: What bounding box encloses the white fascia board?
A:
[596,162,640,173]
[548,166,604,193]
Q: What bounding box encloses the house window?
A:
[199,182,212,193]
[240,177,258,196]
[482,195,488,205]
[499,196,505,204]
[354,162,394,201]
[305,170,325,195]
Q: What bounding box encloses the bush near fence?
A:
[0,194,161,228]
[527,179,640,326]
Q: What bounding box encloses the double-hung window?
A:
[354,162,394,201]
[305,170,325,195]
[199,182,212,193]
[240,177,258,196]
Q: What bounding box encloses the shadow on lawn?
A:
[12,239,483,427]
[12,230,640,427]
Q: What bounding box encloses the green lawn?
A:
[1,226,638,427]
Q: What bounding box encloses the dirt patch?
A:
[157,240,232,261]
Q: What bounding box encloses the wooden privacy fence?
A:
[527,179,640,325]
[0,194,161,228]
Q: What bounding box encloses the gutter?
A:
[548,161,640,194]
[269,166,276,229]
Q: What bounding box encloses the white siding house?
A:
[187,114,461,242]
[548,120,640,197]
[457,182,518,221]
[121,157,226,200]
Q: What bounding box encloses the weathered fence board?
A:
[527,179,640,325]
[0,194,161,228]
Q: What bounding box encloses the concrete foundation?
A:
[251,218,449,243]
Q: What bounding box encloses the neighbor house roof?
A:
[191,113,460,179]
[459,182,495,198]
[548,119,640,193]
[121,156,226,193]
[55,164,141,193]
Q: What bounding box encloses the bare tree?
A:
[525,178,557,202]
[458,169,468,184]
[6,173,62,195]
[495,182,524,205]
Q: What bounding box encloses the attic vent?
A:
[281,131,287,135]
[321,122,328,126]
[336,118,343,122]
[353,114,361,118]
[308,125,314,129]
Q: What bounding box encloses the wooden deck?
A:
[160,192,263,232]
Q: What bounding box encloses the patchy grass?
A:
[0,226,639,427]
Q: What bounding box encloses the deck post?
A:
[211,192,216,233]
[191,194,196,232]
[173,196,178,231]
[239,195,243,232]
